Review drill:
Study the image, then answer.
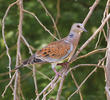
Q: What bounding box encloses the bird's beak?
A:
[83,28,87,32]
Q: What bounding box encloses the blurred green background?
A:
[0,0,107,100]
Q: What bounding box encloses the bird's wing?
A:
[35,39,73,63]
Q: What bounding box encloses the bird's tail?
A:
[15,54,44,70]
[14,59,29,70]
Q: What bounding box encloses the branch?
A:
[67,64,103,75]
[68,67,97,100]
[35,75,59,99]
[23,9,59,40]
[35,68,66,99]
[83,0,100,26]
[56,68,67,100]
[105,23,110,100]
[13,0,24,99]
[37,0,61,39]
[56,77,65,100]
[21,26,39,100]
[74,48,106,61]
[70,71,83,100]
[42,78,60,100]
[2,0,18,78]
[70,13,110,63]
[69,0,100,62]
[2,73,16,97]
[55,0,61,25]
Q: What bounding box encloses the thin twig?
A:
[18,74,26,100]
[21,35,39,99]
[69,0,100,62]
[102,29,108,42]
[42,78,61,100]
[70,13,110,63]
[95,0,110,48]
[2,0,18,78]
[13,0,24,99]
[0,44,16,59]
[74,48,106,61]
[56,0,61,25]
[95,31,102,48]
[37,0,61,39]
[68,67,97,100]
[2,73,16,97]
[67,64,103,75]
[23,9,59,40]
[33,65,39,99]
[41,68,66,100]
[21,35,33,54]
[37,70,52,81]
[70,71,83,100]
[35,75,59,100]
[83,0,100,26]
[56,74,66,100]
[14,71,19,100]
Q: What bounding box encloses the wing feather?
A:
[36,40,73,62]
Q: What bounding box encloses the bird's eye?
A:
[77,25,80,28]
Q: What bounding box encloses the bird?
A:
[15,23,87,76]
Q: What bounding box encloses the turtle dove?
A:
[15,23,87,75]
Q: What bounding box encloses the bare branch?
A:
[42,78,60,100]
[56,69,67,100]
[70,71,83,100]
[68,67,97,100]
[2,0,109,99]
[67,64,103,75]
[105,26,110,100]
[2,73,16,97]
[83,0,100,26]
[13,0,24,99]
[70,13,110,63]
[18,75,26,100]
[56,0,61,25]
[35,75,59,99]
[33,66,39,99]
[56,77,65,100]
[2,0,18,78]
[74,48,106,61]
[23,9,59,40]
[95,31,102,48]
[69,0,100,62]
[102,29,108,42]
[37,0,61,39]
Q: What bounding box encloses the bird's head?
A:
[70,23,87,33]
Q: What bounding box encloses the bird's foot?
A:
[52,68,62,76]
[55,71,62,77]
[57,62,69,68]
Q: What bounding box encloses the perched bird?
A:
[15,23,87,75]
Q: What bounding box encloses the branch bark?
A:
[14,0,23,99]
[105,28,110,100]
[69,0,100,62]
[70,13,110,63]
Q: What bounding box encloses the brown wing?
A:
[36,40,71,60]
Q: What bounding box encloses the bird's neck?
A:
[66,31,80,43]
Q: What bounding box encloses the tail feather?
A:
[14,59,29,70]
[15,54,45,70]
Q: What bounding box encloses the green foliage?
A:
[0,0,106,100]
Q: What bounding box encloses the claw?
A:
[52,68,61,76]
[56,71,62,76]
[57,62,69,68]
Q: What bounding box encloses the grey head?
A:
[69,23,87,38]
[67,23,87,41]
[71,23,87,33]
